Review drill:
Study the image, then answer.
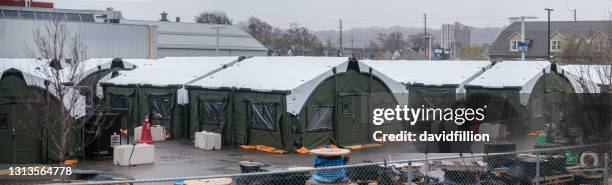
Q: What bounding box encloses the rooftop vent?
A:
[160,11,169,22]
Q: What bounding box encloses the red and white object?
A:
[134,125,165,142]
[139,117,153,144]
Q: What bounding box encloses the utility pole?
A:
[424,13,431,60]
[509,16,537,60]
[545,8,554,61]
[428,35,432,60]
[210,26,225,56]
[339,19,343,57]
[573,9,577,21]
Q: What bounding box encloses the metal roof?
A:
[121,20,269,52]
[490,21,612,58]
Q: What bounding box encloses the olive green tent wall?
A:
[103,85,187,139]
[187,89,288,148]
[0,71,77,163]
[406,85,458,131]
[465,72,578,135]
[187,67,402,151]
[295,70,402,149]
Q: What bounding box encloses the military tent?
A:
[0,58,86,163]
[186,57,407,151]
[361,60,491,107]
[465,61,577,136]
[100,57,242,139]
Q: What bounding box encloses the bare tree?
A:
[554,33,612,152]
[195,11,232,25]
[24,19,102,165]
[408,33,431,50]
[375,32,408,52]
[460,44,490,60]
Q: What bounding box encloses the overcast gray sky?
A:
[54,0,612,30]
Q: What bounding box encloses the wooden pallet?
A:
[567,166,605,179]
[436,160,486,172]
[491,167,509,177]
[530,173,574,185]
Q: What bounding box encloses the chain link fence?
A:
[12,143,611,185]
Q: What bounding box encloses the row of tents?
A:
[0,56,609,163]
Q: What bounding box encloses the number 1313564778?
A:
[8,166,72,176]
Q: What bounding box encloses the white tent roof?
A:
[189,56,410,115]
[362,60,491,86]
[361,60,491,99]
[103,56,240,87]
[189,56,350,115]
[102,56,241,104]
[0,58,86,118]
[467,60,552,105]
[559,64,611,93]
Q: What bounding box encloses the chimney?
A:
[160,11,169,22]
[175,16,180,22]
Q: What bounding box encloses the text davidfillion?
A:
[373,131,490,142]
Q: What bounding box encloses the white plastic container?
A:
[131,144,155,165]
[113,144,155,166]
[195,131,222,150]
[113,145,134,166]
[134,125,165,142]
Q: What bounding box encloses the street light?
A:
[509,16,537,60]
[545,8,554,61]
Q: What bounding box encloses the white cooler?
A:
[134,125,165,142]
[195,131,222,150]
[113,144,155,166]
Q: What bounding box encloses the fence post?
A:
[605,153,609,184]
[535,154,541,185]
[425,154,430,184]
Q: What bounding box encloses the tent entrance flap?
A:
[0,104,43,164]
[337,95,369,146]
[149,95,174,135]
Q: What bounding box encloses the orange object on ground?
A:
[240,145,257,149]
[344,143,383,150]
[296,146,310,154]
[527,130,541,136]
[256,145,276,153]
[139,116,153,144]
[273,149,288,154]
[64,159,78,165]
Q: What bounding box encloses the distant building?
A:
[323,47,365,59]
[441,22,472,59]
[0,5,268,58]
[0,6,152,58]
[0,0,53,8]
[490,21,612,61]
[123,19,269,57]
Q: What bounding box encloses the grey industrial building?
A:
[0,6,268,58]
[122,19,269,57]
